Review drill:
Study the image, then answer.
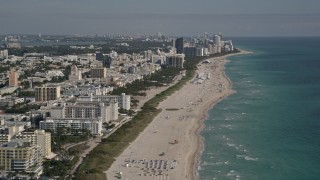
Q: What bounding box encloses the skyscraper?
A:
[214,34,222,53]
[175,37,184,54]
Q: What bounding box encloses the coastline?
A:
[192,50,252,180]
[106,49,252,180]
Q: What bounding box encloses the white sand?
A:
[106,50,251,180]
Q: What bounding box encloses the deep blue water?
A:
[199,37,320,180]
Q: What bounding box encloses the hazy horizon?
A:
[1,0,320,37]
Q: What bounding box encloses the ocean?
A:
[198,37,320,180]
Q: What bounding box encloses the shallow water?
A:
[199,37,320,180]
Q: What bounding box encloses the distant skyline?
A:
[1,0,320,36]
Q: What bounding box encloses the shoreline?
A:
[192,49,253,180]
[106,49,252,180]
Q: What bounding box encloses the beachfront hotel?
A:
[40,118,102,135]
[78,93,131,110]
[45,100,118,123]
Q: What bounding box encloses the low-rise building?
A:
[0,125,24,143]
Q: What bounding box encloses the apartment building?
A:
[0,125,24,143]
[40,119,102,135]
[0,140,43,175]
[35,85,61,102]
[7,69,18,87]
[0,49,8,59]
[166,54,185,68]
[15,130,52,158]
[48,101,118,123]
[78,93,130,110]
[90,67,107,78]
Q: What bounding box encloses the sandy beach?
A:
[106,50,251,180]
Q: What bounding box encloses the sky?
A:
[1,0,320,36]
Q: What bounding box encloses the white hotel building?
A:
[39,100,118,135]
[78,93,131,110]
[40,118,102,135]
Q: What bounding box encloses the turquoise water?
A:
[199,37,320,180]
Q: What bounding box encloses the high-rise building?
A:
[95,52,104,61]
[0,141,43,175]
[103,56,112,68]
[214,34,221,46]
[0,49,8,59]
[218,32,223,41]
[144,50,153,60]
[214,34,222,53]
[90,67,107,78]
[7,69,18,87]
[15,130,52,158]
[69,64,82,81]
[35,85,61,102]
[196,48,204,57]
[184,47,197,58]
[166,54,185,68]
[175,37,184,54]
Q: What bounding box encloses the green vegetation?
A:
[8,40,169,56]
[4,103,40,114]
[74,51,238,179]
[42,156,79,178]
[68,143,90,156]
[74,107,161,180]
[50,129,91,152]
[118,108,135,116]
[111,67,181,96]
[0,65,10,74]
[17,91,35,97]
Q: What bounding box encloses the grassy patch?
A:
[68,143,90,156]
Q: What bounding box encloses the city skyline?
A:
[1,0,320,36]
